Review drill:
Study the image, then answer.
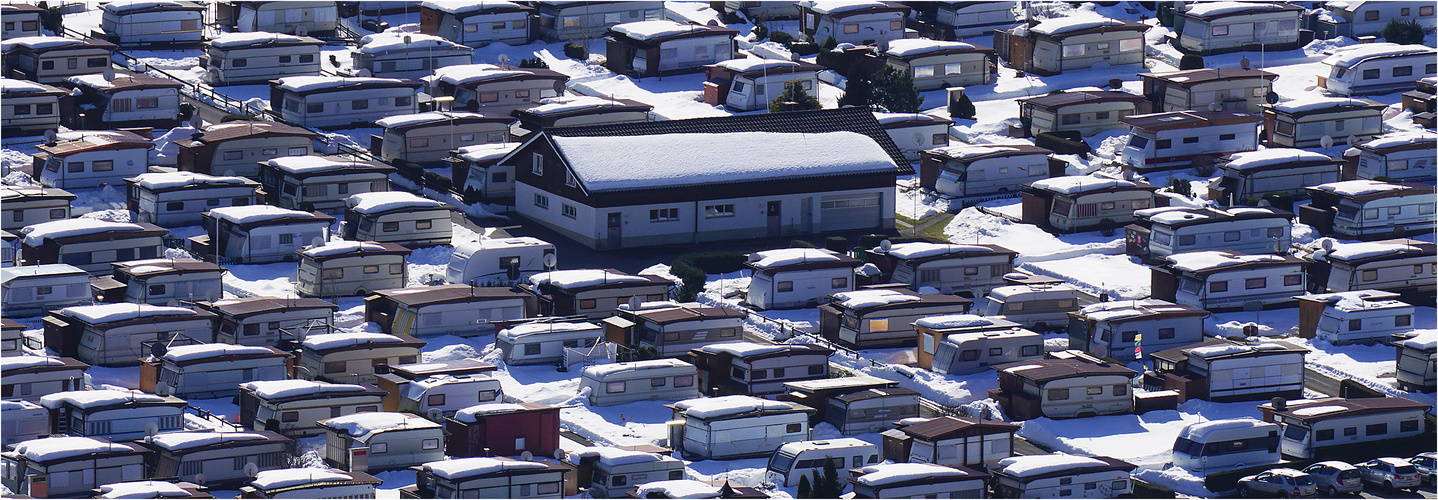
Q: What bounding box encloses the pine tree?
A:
[769,81,823,112]
[797,474,812,499]
[821,36,838,51]
[838,74,874,108]
[815,459,843,497]
[870,66,924,113]
[949,91,976,120]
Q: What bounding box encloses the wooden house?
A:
[374,359,503,419]
[1262,97,1385,149]
[1126,206,1292,259]
[689,342,833,396]
[0,185,74,231]
[994,17,1145,75]
[745,248,860,310]
[142,343,289,399]
[419,0,534,47]
[451,143,522,202]
[1118,110,1263,173]
[203,32,325,86]
[1,78,67,135]
[401,457,567,499]
[1066,299,1208,364]
[0,36,116,84]
[988,454,1135,498]
[351,32,474,81]
[45,304,215,367]
[1312,1,1436,38]
[318,412,445,471]
[258,155,394,213]
[100,258,225,306]
[1259,396,1429,459]
[65,72,183,129]
[1396,330,1435,391]
[446,402,561,458]
[0,437,149,498]
[796,1,910,50]
[669,395,814,460]
[270,76,423,129]
[1,3,43,38]
[197,205,334,264]
[1208,149,1343,205]
[988,355,1137,420]
[867,242,1016,296]
[126,172,260,227]
[874,112,954,160]
[918,143,1051,196]
[238,380,386,437]
[2,400,49,447]
[604,20,737,78]
[533,0,665,42]
[372,111,512,166]
[1139,68,1278,114]
[819,287,971,349]
[33,130,152,189]
[884,38,995,91]
[1300,180,1434,240]
[850,463,989,499]
[40,389,187,441]
[342,192,456,247]
[1295,290,1414,345]
[140,430,291,486]
[175,121,318,178]
[881,415,1019,468]
[1146,338,1306,403]
[1171,2,1304,55]
[0,355,89,403]
[96,0,204,46]
[240,468,382,499]
[1319,43,1437,97]
[1306,238,1435,297]
[198,296,337,346]
[215,1,339,36]
[702,59,822,112]
[367,285,529,338]
[1153,250,1307,311]
[298,331,424,385]
[3,261,90,316]
[1349,132,1436,183]
[427,64,568,115]
[520,269,672,319]
[511,96,652,135]
[608,301,746,357]
[20,219,167,274]
[1016,89,1147,137]
[445,235,555,286]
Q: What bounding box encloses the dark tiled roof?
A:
[898,415,1018,440]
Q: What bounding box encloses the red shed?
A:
[445,402,560,458]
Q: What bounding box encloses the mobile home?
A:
[1119,111,1263,173]
[0,437,149,498]
[580,359,700,406]
[825,386,920,435]
[418,0,535,47]
[65,72,183,129]
[563,446,686,498]
[1129,206,1292,259]
[1,231,15,269]
[452,142,522,202]
[141,430,291,486]
[1315,1,1436,37]
[869,242,1017,297]
[259,155,396,213]
[521,269,673,319]
[988,454,1135,498]
[199,296,337,346]
[796,0,910,50]
[1306,238,1435,297]
[995,17,1146,76]
[1349,132,1436,183]
[779,375,902,430]
[238,380,387,437]
[33,130,152,190]
[1,78,67,135]
[40,389,187,441]
[297,331,425,385]
[918,144,1051,197]
[703,59,824,112]
[402,457,567,499]
[609,301,747,357]
[669,395,814,460]
[916,315,1042,374]
[0,185,73,231]
[372,111,511,166]
[145,344,290,399]
[819,287,972,349]
[497,320,603,366]
[1,4,43,38]
[689,342,832,396]
[1016,90,1147,137]
[0,355,89,403]
[105,258,225,305]
[319,412,445,471]
[884,39,995,91]
[1066,299,1209,364]
[1170,418,1280,475]
[127,172,260,227]
[374,359,504,419]
[174,121,318,178]
[0,36,117,84]
[1297,290,1415,345]
[511,96,653,136]
[874,112,956,161]
[44,304,215,367]
[447,236,556,286]
[342,192,457,247]
[604,20,737,78]
[1021,174,1160,233]
[1138,68,1278,114]
[203,32,325,86]
[366,285,531,338]
[445,402,561,459]
[1395,330,1436,391]
[2,400,49,447]
[910,1,1019,40]
[1172,2,1304,55]
[745,248,860,310]
[240,468,382,499]
[981,282,1095,332]
[880,415,1019,468]
[1262,97,1385,149]
[1208,149,1344,204]
[533,0,666,42]
[352,32,474,81]
[199,205,335,264]
[850,463,990,499]
[1146,339,1307,403]
[1260,396,1430,459]
[1302,180,1435,240]
[96,0,205,46]
[1153,251,1307,311]
[2,264,92,317]
[1319,43,1437,96]
[426,64,568,115]
[270,76,424,129]
[215,1,339,36]
[764,438,880,488]
[19,219,167,274]
[295,241,411,298]
[989,356,1137,420]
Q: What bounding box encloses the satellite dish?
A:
[144,421,160,436]
[1265,92,1280,105]
[1346,135,1359,146]
[498,54,511,67]
[426,408,443,421]
[193,473,207,486]
[1208,102,1223,112]
[311,237,325,247]
[244,462,259,477]
[1320,135,1334,149]
[223,169,236,177]
[520,450,533,461]
[155,382,171,396]
[43,130,56,146]
[554,449,567,460]
[166,299,180,307]
[628,295,641,310]
[1320,238,1335,251]
[879,239,893,252]
[1257,199,1272,207]
[189,116,203,130]
[542,253,557,269]
[1239,56,1250,69]
[356,68,372,77]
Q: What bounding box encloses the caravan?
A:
[669,395,814,460]
[1,264,92,317]
[0,437,149,498]
[919,144,1051,197]
[126,172,261,227]
[580,359,699,406]
[147,344,290,399]
[366,285,531,338]
[239,380,387,438]
[496,320,603,366]
[0,355,89,403]
[200,206,335,264]
[296,242,411,298]
[1260,397,1430,459]
[45,304,216,367]
[1396,330,1436,391]
[914,314,1041,375]
[1171,419,1280,475]
[1320,44,1438,96]
[745,248,860,310]
[203,32,325,86]
[446,236,556,286]
[106,259,225,306]
[819,288,972,349]
[40,389,187,441]
[319,412,445,471]
[1303,181,1435,240]
[563,447,686,498]
[982,283,1095,331]
[141,430,292,487]
[343,192,457,247]
[199,296,337,347]
[988,454,1136,498]
[764,438,879,488]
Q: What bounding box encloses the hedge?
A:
[671,251,748,301]
[1034,132,1092,156]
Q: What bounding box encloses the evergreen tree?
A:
[769,81,822,112]
[813,459,843,497]
[1178,54,1205,70]
[1382,19,1425,44]
[1167,176,1192,197]
[797,474,812,499]
[949,91,976,120]
[821,36,838,51]
[518,57,549,69]
[870,66,924,113]
[838,73,874,108]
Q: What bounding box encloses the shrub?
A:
[37,1,62,34]
[869,66,923,113]
[422,170,452,192]
[768,30,794,45]
[788,41,820,56]
[824,236,848,253]
[562,42,588,60]
[1156,3,1174,27]
[949,91,976,119]
[219,114,252,123]
[1382,19,1426,45]
[821,36,838,51]
[1167,176,1192,197]
[1179,54,1204,70]
[390,158,424,183]
[1260,192,1294,211]
[670,251,748,301]
[769,81,822,113]
[1033,132,1092,155]
[518,57,549,69]
[178,103,195,120]
[788,239,817,248]
[752,23,769,41]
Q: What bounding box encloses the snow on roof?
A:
[995,455,1110,478]
[275,76,413,93]
[455,236,549,254]
[873,112,950,125]
[1361,131,1437,150]
[567,446,668,467]
[1402,330,1437,351]
[1312,180,1408,197]
[40,389,171,410]
[748,248,843,268]
[101,0,201,13]
[1179,418,1272,441]
[210,31,315,48]
[927,144,1022,160]
[1322,43,1434,69]
[674,395,795,419]
[1,36,86,51]
[132,172,251,190]
[14,436,134,462]
[581,358,691,378]
[208,205,319,225]
[529,269,649,288]
[21,219,146,246]
[1269,97,1376,113]
[799,0,891,15]
[251,468,355,490]
[322,412,439,438]
[433,64,531,85]
[302,332,408,351]
[374,111,498,129]
[1291,405,1348,417]
[1326,240,1421,261]
[1165,251,1287,273]
[266,155,370,174]
[987,283,1078,300]
[832,289,921,309]
[915,314,993,330]
[426,457,550,479]
[714,58,805,73]
[96,480,192,498]
[1,400,41,412]
[1029,175,1138,195]
[455,142,521,162]
[453,403,530,422]
[145,431,274,451]
[358,32,468,53]
[528,95,645,114]
[0,356,71,372]
[240,380,370,400]
[885,38,977,57]
[1185,342,1291,359]
[499,321,600,340]
[854,463,970,486]
[886,242,993,260]
[1224,149,1332,171]
[698,341,791,357]
[1182,1,1287,17]
[634,480,721,499]
[347,192,447,214]
[550,131,897,192]
[1001,364,1044,372]
[0,78,59,94]
[299,241,394,258]
[1149,209,1211,225]
[59,304,196,324]
[420,0,525,15]
[1031,16,1126,36]
[611,20,706,40]
[165,344,276,362]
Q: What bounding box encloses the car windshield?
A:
[1294,476,1314,485]
[1395,465,1418,474]
[768,451,796,472]
[1339,470,1361,479]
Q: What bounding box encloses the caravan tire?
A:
[355,288,367,297]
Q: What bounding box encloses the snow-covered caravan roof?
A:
[609,20,732,41]
[69,73,183,92]
[885,38,981,58]
[1142,206,1290,228]
[1177,418,1275,442]
[1267,97,1385,117]
[452,402,551,422]
[21,219,148,247]
[695,341,831,360]
[250,468,366,491]
[0,77,66,95]
[527,268,657,289]
[582,358,692,379]
[914,314,998,330]
[883,242,1015,260]
[373,111,511,131]
[1029,175,1153,196]
[831,289,921,309]
[987,283,1081,301]
[853,463,976,487]
[0,355,88,374]
[209,31,323,49]
[634,480,722,499]
[1262,396,1430,424]
[164,344,285,364]
[1222,148,1335,171]
[924,144,1048,162]
[745,247,858,270]
[1321,238,1435,264]
[0,185,76,202]
[57,303,200,325]
[144,431,282,452]
[1,263,88,284]
[298,241,410,261]
[550,131,901,193]
[420,0,532,16]
[1076,299,1208,323]
[320,412,440,439]
[96,480,195,499]
[1164,250,1297,274]
[207,205,333,227]
[522,95,652,116]
[453,236,551,255]
[345,192,451,215]
[432,64,566,86]
[424,457,557,480]
[301,332,420,352]
[712,58,822,77]
[1322,43,1437,70]
[274,76,424,94]
[1179,1,1301,19]
[1355,132,1438,154]
[40,389,181,410]
[130,172,256,192]
[101,0,205,14]
[455,142,522,162]
[1310,180,1433,202]
[992,454,1134,479]
[672,395,810,420]
[240,380,379,401]
[1183,341,1304,360]
[1030,16,1134,36]
[499,321,602,341]
[798,0,903,16]
[1401,330,1437,351]
[873,112,954,127]
[1,35,114,54]
[263,155,393,176]
[11,436,141,463]
[564,446,676,468]
[357,32,472,54]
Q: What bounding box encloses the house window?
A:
[579,299,597,309]
[1363,68,1380,79]
[1283,274,1302,286]
[1245,277,1266,289]
[1212,25,1228,36]
[562,204,577,219]
[1209,281,1228,293]
[843,23,859,34]
[932,133,949,146]
[136,97,159,109]
[564,170,576,187]
[650,208,679,222]
[1394,66,1414,77]
[92,160,113,172]
[531,153,544,176]
[1048,388,1069,400]
[395,96,412,107]
[704,204,734,218]
[408,137,429,148]
[831,277,847,289]
[1365,423,1386,436]
[777,281,794,292]
[111,99,131,112]
[1061,114,1080,125]
[533,193,548,209]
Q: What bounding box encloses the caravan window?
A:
[326,361,346,373]
[1365,423,1386,436]
[1048,388,1069,400]
[428,394,445,406]
[651,377,666,387]
[674,375,694,387]
[1401,420,1419,432]
[479,390,497,401]
[524,343,541,355]
[1316,429,1334,441]
[959,349,979,361]
[423,438,440,450]
[1021,345,1040,357]
[606,381,626,393]
[579,299,596,309]
[371,442,388,453]
[1086,386,1103,395]
[1209,281,1228,293]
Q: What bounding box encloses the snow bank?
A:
[854,462,971,486]
[529,269,648,288]
[634,480,718,499]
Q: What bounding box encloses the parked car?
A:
[1357,457,1423,492]
[1410,452,1437,486]
[1236,468,1316,498]
[1300,461,1363,497]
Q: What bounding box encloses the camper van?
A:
[819,288,972,349]
[849,463,990,499]
[45,304,216,367]
[1171,419,1281,475]
[2,264,92,317]
[1320,43,1438,96]
[0,436,150,498]
[271,76,424,129]
[352,33,474,81]
[1171,2,1303,55]
[19,219,169,275]
[127,172,261,227]
[1,78,66,135]
[204,32,325,86]
[1156,251,1308,311]
[988,454,1136,498]
[238,380,387,438]
[1260,397,1431,459]
[1396,330,1436,391]
[403,457,568,499]
[97,0,206,46]
[1,400,49,447]
[669,395,814,460]
[874,112,956,161]
[1349,132,1436,183]
[496,320,603,366]
[40,389,187,441]
[367,285,531,338]
[919,144,1051,197]
[1303,181,1435,240]
[0,36,117,85]
[318,412,445,471]
[418,1,535,48]
[296,242,411,298]
[1307,238,1434,296]
[199,296,337,347]
[1146,339,1308,403]
[914,314,1040,374]
[563,447,686,498]
[982,283,1095,331]
[200,205,334,265]
[33,130,153,190]
[0,355,89,403]
[1023,175,1160,233]
[826,386,920,435]
[884,38,995,91]
[148,344,290,399]
[580,359,699,406]
[297,331,425,385]
[175,121,318,178]
[0,186,74,232]
[868,242,1017,297]
[764,438,879,488]
[447,237,555,287]
[688,342,832,396]
[259,155,395,213]
[343,192,456,247]
[1120,110,1263,173]
[745,248,861,310]
[141,430,292,487]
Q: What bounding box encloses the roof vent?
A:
[1270,397,1286,411]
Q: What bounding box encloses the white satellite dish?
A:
[193,473,207,486]
[542,253,557,269]
[1320,238,1335,251]
[311,237,325,248]
[356,68,372,77]
[628,295,641,310]
[554,449,567,460]
[144,421,160,436]
[879,239,893,252]
[43,129,56,145]
[166,299,180,307]
[520,450,533,461]
[155,382,171,396]
[1320,135,1334,149]
[189,116,203,130]
[498,54,511,67]
[244,462,259,477]
[1208,102,1223,112]
[1346,135,1359,146]
[426,408,443,420]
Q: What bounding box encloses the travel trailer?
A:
[1304,238,1434,296]
[603,20,738,77]
[45,304,215,367]
[258,155,395,213]
[1296,290,1415,344]
[982,283,1095,331]
[1301,180,1435,240]
[609,301,747,357]
[1171,2,1304,55]
[372,111,511,166]
[1119,111,1263,173]
[199,296,337,346]
[0,436,149,498]
[1,4,43,38]
[874,112,956,161]
[580,359,700,406]
[778,375,900,426]
[1396,330,1436,391]
[533,0,666,41]
[318,412,445,471]
[869,242,1017,296]
[916,315,1042,374]
[33,130,152,190]
[1,78,67,135]
[295,242,411,298]
[199,205,335,264]
[908,1,1019,39]
[98,480,213,499]
[819,287,972,349]
[880,415,1019,468]
[451,142,522,201]
[175,121,318,178]
[1320,43,1438,96]
[563,446,687,498]
[1209,149,1344,205]
[0,355,89,403]
[1128,206,1292,259]
[144,344,290,399]
[1312,1,1436,37]
[418,1,535,47]
[520,269,673,319]
[141,430,291,486]
[1262,97,1386,149]
[1259,396,1430,459]
[297,331,425,385]
[918,144,1051,197]
[988,454,1136,498]
[402,457,568,499]
[850,463,990,499]
[203,32,325,86]
[374,359,504,419]
[0,185,73,231]
[796,1,910,50]
[0,231,15,269]
[19,219,168,274]
[497,320,604,366]
[1171,418,1280,475]
[745,248,861,309]
[989,355,1138,420]
[2,264,92,317]
[668,395,814,460]
[366,285,531,338]
[342,192,457,247]
[1153,251,1308,311]
[1,400,49,447]
[511,96,652,136]
[1021,175,1160,233]
[703,59,824,112]
[825,386,919,434]
[0,36,117,84]
[127,172,260,227]
[884,39,995,91]
[689,342,832,396]
[445,402,561,458]
[1016,90,1148,137]
[1138,68,1278,114]
[426,64,568,115]
[1349,132,1436,183]
[240,468,382,499]
[994,17,1146,75]
[1067,299,1209,363]
[102,258,225,306]
[1146,339,1307,403]
[352,33,474,81]
[270,76,424,129]
[764,438,879,488]
[238,380,387,437]
[40,389,187,441]
[215,1,339,35]
[447,236,556,286]
[96,0,205,46]
[65,73,183,129]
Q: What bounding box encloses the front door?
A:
[767,201,782,237]
[607,213,622,249]
[800,197,812,232]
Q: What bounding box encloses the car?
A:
[1356,457,1423,492]
[1301,461,1363,496]
[1409,452,1437,486]
[1237,468,1318,498]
